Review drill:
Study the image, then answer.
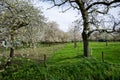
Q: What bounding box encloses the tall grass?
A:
[0,57,120,80]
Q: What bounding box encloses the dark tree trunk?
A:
[10,47,14,58]
[75,1,90,57]
[78,2,90,57]
[5,36,14,66]
[9,34,14,58]
[82,31,89,57]
[82,13,89,57]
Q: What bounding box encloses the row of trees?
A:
[18,21,82,46]
[90,31,120,41]
[0,0,82,58]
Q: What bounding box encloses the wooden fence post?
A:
[102,51,104,62]
[90,47,92,56]
[44,54,47,67]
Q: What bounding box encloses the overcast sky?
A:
[33,1,79,32]
[33,1,120,32]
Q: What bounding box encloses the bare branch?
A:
[88,20,120,37]
[60,7,72,13]
[88,7,109,14]
[68,0,79,10]
[46,5,55,10]
[52,0,68,6]
[86,0,120,10]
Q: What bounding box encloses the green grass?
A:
[0,57,120,80]
[0,42,120,80]
[1,42,119,63]
[89,42,120,63]
[47,42,120,65]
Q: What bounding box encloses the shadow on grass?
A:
[47,55,85,64]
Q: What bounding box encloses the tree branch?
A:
[86,0,120,10]
[88,7,109,14]
[88,20,120,37]
[52,0,68,6]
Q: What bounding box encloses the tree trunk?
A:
[82,14,89,57]
[74,39,77,48]
[82,31,89,57]
[9,34,14,58]
[76,1,89,57]
[74,30,77,48]
[5,34,14,66]
[10,47,14,58]
[106,40,108,46]
[105,35,108,46]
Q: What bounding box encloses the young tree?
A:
[44,0,120,57]
[68,21,81,48]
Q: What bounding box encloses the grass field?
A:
[0,42,120,80]
[47,42,120,65]
[89,42,120,63]
[0,42,119,63]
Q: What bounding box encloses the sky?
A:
[33,1,79,32]
[32,0,120,32]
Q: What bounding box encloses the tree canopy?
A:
[0,0,46,57]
